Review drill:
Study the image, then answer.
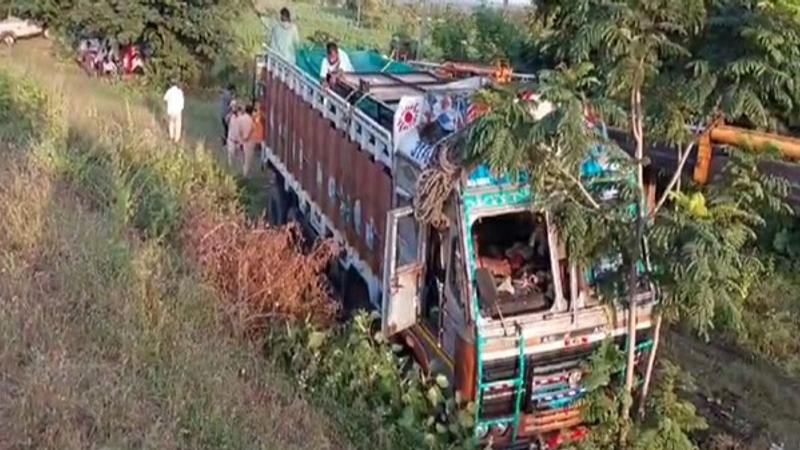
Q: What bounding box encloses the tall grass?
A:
[0,69,348,450]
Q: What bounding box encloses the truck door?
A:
[382,207,424,335]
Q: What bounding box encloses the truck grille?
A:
[479,333,653,421]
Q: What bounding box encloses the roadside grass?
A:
[0,51,349,450]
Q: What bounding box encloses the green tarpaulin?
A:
[295,47,414,81]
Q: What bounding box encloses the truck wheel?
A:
[286,205,301,224]
[1,33,15,47]
[343,269,372,318]
[266,184,287,225]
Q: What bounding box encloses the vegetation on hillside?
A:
[0,68,347,450]
[2,0,250,84]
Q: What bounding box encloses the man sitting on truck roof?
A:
[320,42,353,86]
[270,8,300,65]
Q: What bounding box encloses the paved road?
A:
[609,129,800,208]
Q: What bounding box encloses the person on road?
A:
[220,84,234,145]
[246,101,265,177]
[270,8,300,64]
[320,41,353,86]
[163,80,184,143]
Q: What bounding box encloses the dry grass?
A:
[183,205,338,334]
[0,43,351,450]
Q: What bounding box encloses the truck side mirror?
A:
[474,268,499,315]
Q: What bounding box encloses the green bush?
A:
[268,313,476,450]
[0,70,65,149]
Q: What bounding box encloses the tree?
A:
[532,1,708,441]
[691,0,800,131]
[467,0,796,446]
[1,0,248,85]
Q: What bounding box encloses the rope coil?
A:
[412,142,463,230]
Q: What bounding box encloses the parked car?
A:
[0,16,48,46]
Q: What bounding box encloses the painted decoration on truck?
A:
[467,164,529,188]
[393,91,487,169]
[393,96,425,152]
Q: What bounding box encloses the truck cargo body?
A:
[256,49,655,448]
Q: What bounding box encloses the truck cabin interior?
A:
[472,211,556,317]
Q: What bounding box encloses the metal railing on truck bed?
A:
[256,51,394,169]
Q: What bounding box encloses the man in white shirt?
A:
[163,80,185,143]
[319,42,354,86]
[270,8,300,64]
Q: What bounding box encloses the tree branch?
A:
[557,165,602,209]
[650,141,696,218]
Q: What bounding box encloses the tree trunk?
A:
[620,84,645,446]
[619,252,638,447]
[638,311,662,419]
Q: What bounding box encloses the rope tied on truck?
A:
[413,141,464,230]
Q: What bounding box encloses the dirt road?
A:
[664,331,800,449]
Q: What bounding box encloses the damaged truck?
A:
[254,47,655,449]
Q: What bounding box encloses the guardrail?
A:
[257,50,394,169]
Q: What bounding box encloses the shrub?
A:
[183,205,338,333]
[267,313,476,450]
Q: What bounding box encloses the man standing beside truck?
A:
[269,8,300,64]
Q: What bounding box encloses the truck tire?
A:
[343,269,372,318]
[1,33,15,47]
[286,205,301,225]
[266,184,287,225]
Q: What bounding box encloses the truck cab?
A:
[384,149,655,448]
[255,47,655,448]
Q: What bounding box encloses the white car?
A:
[0,16,48,46]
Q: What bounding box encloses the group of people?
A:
[220,85,264,177]
[78,38,145,78]
[269,8,353,85]
[158,7,351,175]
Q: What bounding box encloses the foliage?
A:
[267,313,476,450]
[566,342,707,450]
[345,0,383,28]
[427,7,539,70]
[0,69,65,148]
[632,361,708,450]
[2,0,249,85]
[691,0,800,131]
[647,149,791,336]
[534,0,800,133]
[427,11,476,62]
[731,262,800,376]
